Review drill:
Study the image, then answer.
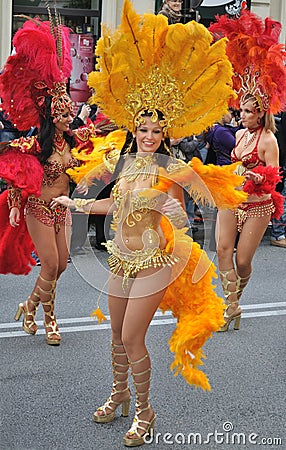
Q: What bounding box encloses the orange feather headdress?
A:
[209,10,286,113]
[88,0,235,138]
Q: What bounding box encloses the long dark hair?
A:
[112,110,171,181]
[38,96,76,164]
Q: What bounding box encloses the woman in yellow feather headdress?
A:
[52,0,248,446]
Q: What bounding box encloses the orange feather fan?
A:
[140,157,248,209]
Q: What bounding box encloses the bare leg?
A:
[122,265,171,444]
[216,210,270,330]
[25,215,71,343]
[216,209,237,272]
[235,215,270,277]
[94,270,130,421]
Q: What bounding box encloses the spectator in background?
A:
[270,111,286,247]
[205,108,239,166]
[195,131,209,164]
[205,109,240,250]
[0,109,21,142]
[171,136,202,231]
[70,102,97,130]
[157,0,182,24]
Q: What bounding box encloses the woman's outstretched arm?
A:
[50,195,115,215]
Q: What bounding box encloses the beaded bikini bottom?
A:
[104,239,179,288]
[234,198,275,232]
[26,196,72,232]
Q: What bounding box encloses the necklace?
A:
[53,134,67,156]
[122,155,157,183]
[243,129,258,151]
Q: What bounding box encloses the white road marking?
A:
[0,303,285,338]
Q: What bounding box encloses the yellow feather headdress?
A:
[88,0,236,138]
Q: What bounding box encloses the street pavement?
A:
[0,217,285,450]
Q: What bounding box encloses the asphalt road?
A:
[0,220,285,450]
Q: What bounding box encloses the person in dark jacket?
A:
[205,109,239,166]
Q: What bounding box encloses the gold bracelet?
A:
[165,208,188,228]
[74,198,95,213]
[7,186,22,209]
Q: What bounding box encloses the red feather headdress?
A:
[0,12,72,130]
[209,10,286,113]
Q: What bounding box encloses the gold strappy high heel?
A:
[218,269,250,332]
[124,354,155,447]
[94,342,131,423]
[37,276,61,345]
[14,293,40,335]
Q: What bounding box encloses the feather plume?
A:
[209,10,286,113]
[0,19,72,129]
[0,191,36,275]
[67,129,126,185]
[88,0,235,138]
[159,219,225,389]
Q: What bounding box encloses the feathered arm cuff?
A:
[0,138,43,196]
[187,158,248,208]
[242,165,282,196]
[242,165,284,219]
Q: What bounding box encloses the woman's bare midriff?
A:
[113,210,166,252]
[38,173,70,203]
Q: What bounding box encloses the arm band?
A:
[7,186,22,209]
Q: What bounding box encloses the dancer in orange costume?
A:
[53,0,248,446]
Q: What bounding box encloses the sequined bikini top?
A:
[231,128,264,169]
[43,156,80,187]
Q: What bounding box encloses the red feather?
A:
[0,191,36,275]
[0,19,72,130]
[242,165,281,196]
[209,11,286,113]
[0,148,43,195]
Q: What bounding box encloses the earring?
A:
[257,117,261,125]
[163,140,172,156]
[125,137,134,153]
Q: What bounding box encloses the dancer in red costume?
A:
[0,12,91,345]
[209,11,286,331]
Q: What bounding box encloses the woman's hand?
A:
[50,196,75,209]
[244,170,265,184]
[78,104,91,123]
[76,179,89,195]
[9,207,20,227]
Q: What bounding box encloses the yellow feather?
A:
[67,129,126,185]
[88,0,236,135]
